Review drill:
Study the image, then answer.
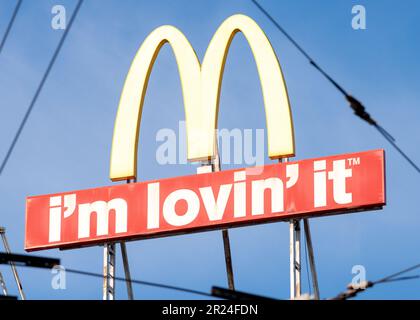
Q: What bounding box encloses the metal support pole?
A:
[0,271,8,296]
[213,148,235,291]
[221,229,235,290]
[0,227,25,300]
[197,162,235,290]
[119,178,135,300]
[279,158,301,299]
[289,221,295,299]
[289,219,301,299]
[294,220,301,297]
[303,219,320,299]
[289,220,301,299]
[197,138,235,290]
[103,243,116,300]
[120,242,134,300]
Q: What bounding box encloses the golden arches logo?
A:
[110,14,295,181]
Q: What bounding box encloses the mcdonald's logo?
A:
[24,15,386,251]
[109,14,295,181]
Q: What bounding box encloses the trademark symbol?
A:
[347,157,360,166]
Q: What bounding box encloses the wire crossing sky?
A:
[251,0,420,174]
[2,252,417,300]
[0,0,84,176]
[0,0,22,55]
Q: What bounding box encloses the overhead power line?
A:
[330,263,420,300]
[0,252,213,299]
[251,0,420,174]
[65,267,214,299]
[375,263,420,285]
[215,263,420,300]
[0,0,84,176]
[2,252,418,299]
[0,0,22,54]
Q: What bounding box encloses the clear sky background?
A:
[0,0,419,299]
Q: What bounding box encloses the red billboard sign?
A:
[25,149,385,251]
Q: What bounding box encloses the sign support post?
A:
[197,161,235,290]
[103,243,115,300]
[102,179,135,301]
[289,219,301,299]
[120,179,135,300]
[197,138,235,290]
[120,242,134,299]
[0,227,25,300]
[280,158,303,300]
[280,157,318,300]
[221,229,235,290]
[213,144,235,291]
[303,219,320,299]
[0,271,8,295]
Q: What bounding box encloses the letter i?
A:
[147,183,160,229]
[49,196,62,242]
[313,160,327,208]
[234,171,246,217]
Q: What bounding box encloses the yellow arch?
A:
[201,14,295,160]
[110,25,201,181]
[110,15,295,181]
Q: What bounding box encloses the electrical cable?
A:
[375,263,420,285]
[0,0,84,176]
[0,0,22,54]
[330,262,420,300]
[64,268,214,299]
[3,252,418,299]
[10,263,215,299]
[251,0,420,174]
[379,275,420,284]
[0,252,215,298]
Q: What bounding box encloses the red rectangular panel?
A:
[25,149,386,251]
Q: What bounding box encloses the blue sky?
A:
[0,0,419,299]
